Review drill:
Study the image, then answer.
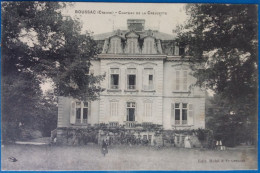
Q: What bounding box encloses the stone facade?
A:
[57,19,206,144]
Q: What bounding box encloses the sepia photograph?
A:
[1,1,258,171]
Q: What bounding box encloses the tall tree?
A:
[177,4,258,145]
[2,2,104,142]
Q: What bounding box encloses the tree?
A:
[2,2,104,142]
[177,4,258,145]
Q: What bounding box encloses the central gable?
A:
[125,31,139,38]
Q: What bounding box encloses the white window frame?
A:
[75,101,89,124]
[110,68,120,89]
[175,69,189,92]
[126,102,136,121]
[144,38,154,54]
[144,102,152,117]
[143,68,154,90]
[110,101,118,117]
[128,39,136,54]
[111,38,120,54]
[126,68,137,90]
[172,103,191,125]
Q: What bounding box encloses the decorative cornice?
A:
[96,54,195,62]
[97,54,166,60]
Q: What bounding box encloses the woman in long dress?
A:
[184,136,192,148]
[101,140,108,156]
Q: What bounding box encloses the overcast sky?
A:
[64,2,188,35]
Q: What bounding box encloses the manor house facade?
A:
[57,19,205,131]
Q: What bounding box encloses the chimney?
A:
[127,19,145,32]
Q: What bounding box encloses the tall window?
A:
[173,103,188,125]
[127,68,136,90]
[144,40,153,54]
[175,70,188,91]
[143,68,154,90]
[75,101,89,124]
[144,102,152,117]
[110,68,119,89]
[128,39,136,54]
[110,101,118,117]
[127,102,135,121]
[111,39,120,54]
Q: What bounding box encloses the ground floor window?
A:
[172,103,190,125]
[127,102,135,121]
[75,101,88,124]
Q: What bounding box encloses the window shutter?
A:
[88,102,91,121]
[148,103,152,117]
[188,104,193,125]
[171,103,175,125]
[175,71,180,91]
[70,101,76,124]
[143,70,148,90]
[174,46,179,55]
[183,71,188,91]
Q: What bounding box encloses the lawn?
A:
[1,144,257,171]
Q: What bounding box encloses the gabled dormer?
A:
[142,36,157,54]
[108,35,124,54]
[125,30,140,54]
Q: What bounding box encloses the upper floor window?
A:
[175,70,188,91]
[128,39,136,54]
[127,68,136,90]
[110,68,119,89]
[144,39,154,54]
[111,39,120,54]
[143,68,154,90]
[70,101,89,124]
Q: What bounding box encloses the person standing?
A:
[101,139,108,156]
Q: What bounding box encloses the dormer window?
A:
[110,38,120,54]
[128,39,136,54]
[145,41,152,54]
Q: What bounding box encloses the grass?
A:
[1,144,257,171]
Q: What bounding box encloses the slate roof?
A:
[93,30,175,41]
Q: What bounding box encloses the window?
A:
[172,103,190,125]
[110,101,118,117]
[128,39,136,54]
[111,39,120,54]
[144,102,152,117]
[127,68,136,90]
[175,70,188,91]
[144,40,153,54]
[110,68,119,89]
[75,101,89,124]
[126,102,136,121]
[143,68,154,90]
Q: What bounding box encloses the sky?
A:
[64,2,188,35]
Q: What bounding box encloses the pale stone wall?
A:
[98,95,163,125]
[98,58,164,125]
[162,61,206,130]
[57,58,205,130]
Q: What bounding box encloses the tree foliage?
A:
[2,2,104,141]
[177,4,258,145]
